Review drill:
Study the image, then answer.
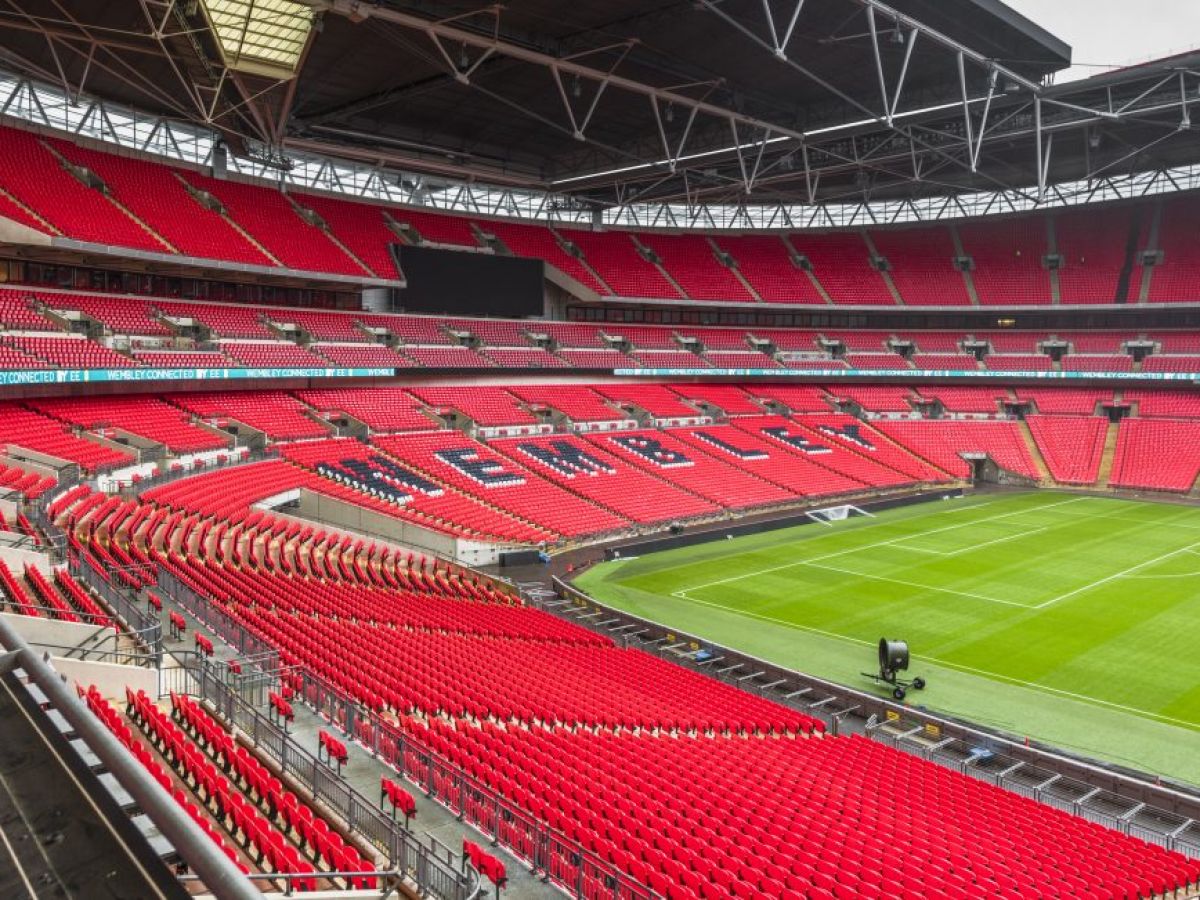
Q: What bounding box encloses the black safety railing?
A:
[70,550,163,663]
[196,666,475,900]
[163,558,656,899]
[295,668,656,900]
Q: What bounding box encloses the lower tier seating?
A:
[1110,419,1200,491]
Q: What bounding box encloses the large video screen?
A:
[393,245,544,317]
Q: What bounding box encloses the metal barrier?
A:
[156,567,277,663]
[195,666,474,900]
[295,668,657,900]
[71,552,163,663]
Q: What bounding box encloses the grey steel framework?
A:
[0,0,1197,229]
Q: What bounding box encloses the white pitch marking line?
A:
[796,560,1032,608]
[679,496,1089,595]
[667,592,1200,732]
[896,525,1049,558]
[1034,537,1200,609]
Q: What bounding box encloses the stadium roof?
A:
[0,0,1197,211]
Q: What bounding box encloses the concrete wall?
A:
[0,610,108,651]
[49,656,157,700]
[293,489,460,558]
[0,542,52,575]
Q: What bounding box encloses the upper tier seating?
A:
[714,235,824,303]
[30,397,229,453]
[557,229,680,298]
[873,420,1040,480]
[482,220,606,293]
[958,218,1051,305]
[0,402,133,472]
[790,232,894,305]
[170,391,329,440]
[636,233,754,301]
[1027,415,1107,484]
[0,188,50,233]
[1055,208,1131,303]
[182,173,365,276]
[1145,197,1200,302]
[0,128,166,252]
[1110,419,1200,491]
[390,208,480,247]
[292,192,401,278]
[46,137,272,265]
[870,225,972,305]
[293,389,437,433]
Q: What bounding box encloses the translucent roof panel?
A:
[200,0,314,76]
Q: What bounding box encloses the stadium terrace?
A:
[0,1,1199,898]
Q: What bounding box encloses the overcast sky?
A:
[1003,0,1200,81]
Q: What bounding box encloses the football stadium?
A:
[1,0,1200,897]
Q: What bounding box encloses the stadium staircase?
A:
[1015,419,1055,484]
[1097,420,1123,489]
[41,141,178,254]
[174,173,282,267]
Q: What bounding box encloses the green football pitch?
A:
[574,491,1200,787]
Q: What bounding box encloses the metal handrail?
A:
[0,615,260,899]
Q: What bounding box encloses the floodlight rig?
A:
[863,638,926,700]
